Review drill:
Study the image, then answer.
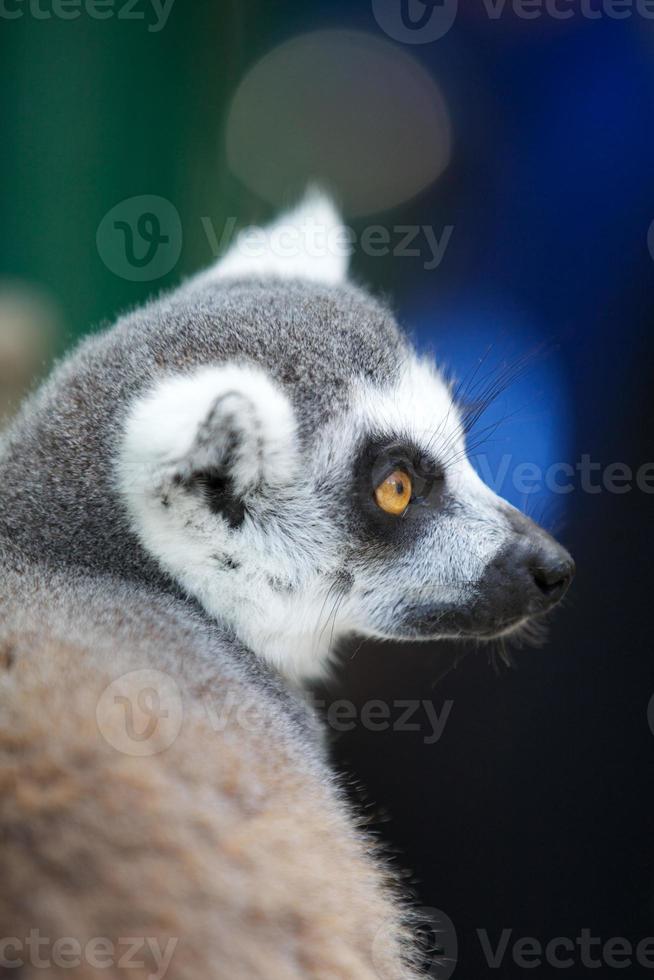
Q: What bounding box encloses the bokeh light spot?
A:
[225,30,452,217]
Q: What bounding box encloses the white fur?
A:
[119,364,299,492]
[117,364,353,682]
[117,364,307,659]
[201,189,349,285]
[355,356,506,536]
[343,359,510,623]
[355,357,461,457]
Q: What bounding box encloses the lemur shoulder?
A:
[0,193,573,979]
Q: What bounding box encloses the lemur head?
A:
[114,192,574,681]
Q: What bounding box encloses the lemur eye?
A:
[374,469,413,516]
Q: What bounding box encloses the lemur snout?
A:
[502,507,575,612]
[529,547,575,606]
[463,504,576,637]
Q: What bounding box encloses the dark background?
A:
[1,1,653,976]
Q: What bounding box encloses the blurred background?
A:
[1,1,653,976]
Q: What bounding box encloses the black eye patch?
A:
[350,436,446,546]
[368,440,444,506]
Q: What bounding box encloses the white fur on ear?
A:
[115,365,307,668]
[117,364,299,501]
[205,188,349,285]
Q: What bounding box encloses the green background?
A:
[0,1,295,347]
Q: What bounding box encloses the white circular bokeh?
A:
[225,30,452,217]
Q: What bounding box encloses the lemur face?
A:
[118,193,574,681]
[319,359,574,648]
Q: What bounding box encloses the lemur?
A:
[0,192,573,979]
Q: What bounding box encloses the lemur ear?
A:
[118,365,298,527]
[204,187,349,285]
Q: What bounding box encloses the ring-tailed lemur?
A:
[0,192,573,979]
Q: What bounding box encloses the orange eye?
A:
[374,468,413,516]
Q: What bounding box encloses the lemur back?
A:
[0,563,420,979]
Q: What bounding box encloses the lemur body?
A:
[0,195,573,978]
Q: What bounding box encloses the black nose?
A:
[529,546,575,607]
[500,505,575,613]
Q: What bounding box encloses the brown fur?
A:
[0,594,422,979]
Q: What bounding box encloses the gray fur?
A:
[0,277,405,584]
[0,554,325,765]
